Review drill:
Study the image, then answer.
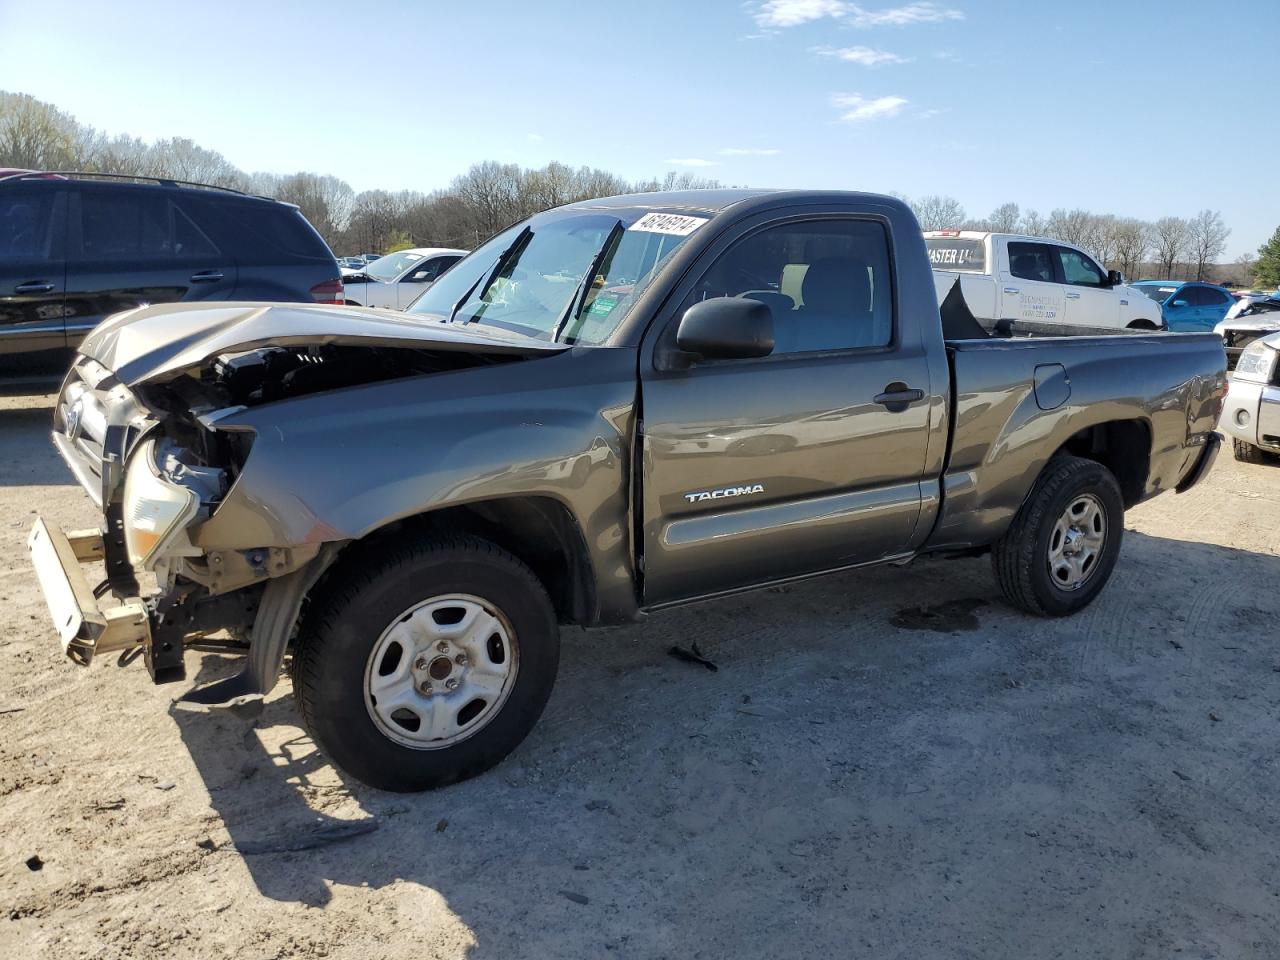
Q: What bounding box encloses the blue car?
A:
[1132,280,1236,332]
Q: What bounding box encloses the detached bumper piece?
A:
[27,519,149,666]
[1175,432,1222,494]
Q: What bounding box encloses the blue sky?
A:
[1,0,1276,257]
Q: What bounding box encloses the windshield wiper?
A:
[552,219,625,343]
[448,226,532,325]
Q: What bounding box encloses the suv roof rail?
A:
[0,170,257,196]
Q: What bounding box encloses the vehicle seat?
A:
[788,257,876,351]
[738,289,795,326]
[1011,253,1051,282]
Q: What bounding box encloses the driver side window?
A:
[1056,247,1105,287]
[680,218,894,355]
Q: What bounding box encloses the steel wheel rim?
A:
[362,593,518,750]
[1046,493,1107,592]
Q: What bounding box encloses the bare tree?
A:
[0,91,86,169]
[985,202,1020,233]
[1152,216,1190,278]
[1020,209,1046,237]
[1188,209,1230,281]
[909,195,966,231]
[1110,218,1149,279]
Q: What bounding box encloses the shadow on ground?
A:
[170,530,1280,957]
[0,402,77,487]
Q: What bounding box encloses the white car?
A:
[924,231,1163,332]
[341,247,467,309]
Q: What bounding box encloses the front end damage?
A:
[29,303,561,701]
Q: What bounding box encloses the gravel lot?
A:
[2,390,1278,960]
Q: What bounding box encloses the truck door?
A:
[638,213,935,605]
[1053,245,1118,329]
[1000,240,1065,326]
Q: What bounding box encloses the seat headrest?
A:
[801,258,871,312]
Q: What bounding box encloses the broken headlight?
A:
[122,440,211,567]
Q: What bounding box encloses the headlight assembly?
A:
[122,439,201,567]
[1233,342,1277,383]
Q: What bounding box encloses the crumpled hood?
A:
[81,301,568,386]
[1216,313,1280,334]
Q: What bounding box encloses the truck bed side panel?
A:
[927,333,1225,550]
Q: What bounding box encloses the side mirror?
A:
[1107,269,1124,286]
[675,297,774,360]
[1171,299,1188,308]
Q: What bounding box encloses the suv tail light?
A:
[310,278,344,305]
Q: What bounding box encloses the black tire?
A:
[1232,438,1267,464]
[991,455,1125,617]
[1127,319,1158,331]
[292,534,559,792]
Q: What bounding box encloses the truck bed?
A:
[927,331,1226,550]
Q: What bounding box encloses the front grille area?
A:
[53,357,150,507]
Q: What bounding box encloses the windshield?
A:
[1137,284,1179,302]
[408,211,701,344]
[924,237,985,273]
[366,250,423,281]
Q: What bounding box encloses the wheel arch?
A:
[330,495,599,626]
[1049,417,1152,507]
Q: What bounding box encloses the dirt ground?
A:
[1,390,1277,960]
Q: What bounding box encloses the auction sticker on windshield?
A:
[629,212,708,236]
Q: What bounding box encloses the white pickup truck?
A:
[925,231,1164,332]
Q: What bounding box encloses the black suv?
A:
[0,171,341,387]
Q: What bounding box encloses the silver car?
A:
[1215,294,1280,366]
[1220,329,1280,463]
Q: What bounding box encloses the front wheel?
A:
[292,534,559,792]
[991,455,1125,616]
[1232,438,1269,464]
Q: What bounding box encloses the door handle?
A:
[190,270,224,283]
[1065,292,1081,299]
[14,280,55,294]
[873,383,925,411]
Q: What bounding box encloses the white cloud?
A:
[755,0,963,29]
[718,147,782,156]
[527,133,544,142]
[665,157,720,167]
[849,2,963,27]
[831,92,909,121]
[755,0,846,27]
[820,45,910,66]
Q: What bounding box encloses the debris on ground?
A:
[235,818,379,855]
[667,643,718,671]
[559,891,590,905]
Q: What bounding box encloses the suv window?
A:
[683,218,893,354]
[0,190,56,259]
[1007,242,1055,283]
[78,191,220,260]
[1056,247,1105,287]
[210,200,328,258]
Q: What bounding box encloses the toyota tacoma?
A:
[28,190,1226,791]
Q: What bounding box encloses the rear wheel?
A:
[1127,319,1158,331]
[1232,438,1268,464]
[292,534,559,792]
[992,455,1125,616]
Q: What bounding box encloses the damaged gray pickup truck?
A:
[29,190,1226,791]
